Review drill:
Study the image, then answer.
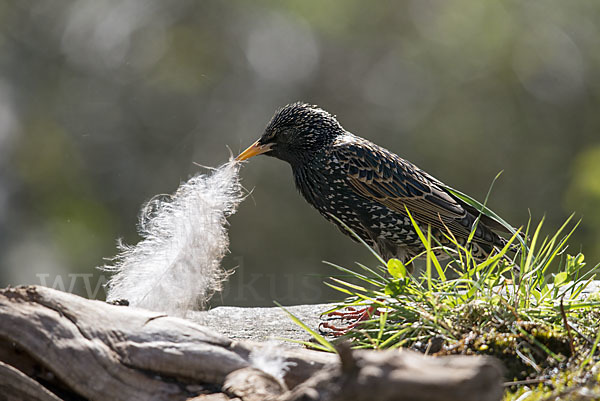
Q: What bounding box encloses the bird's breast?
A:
[292,159,339,210]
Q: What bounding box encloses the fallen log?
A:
[0,286,503,401]
[283,343,503,401]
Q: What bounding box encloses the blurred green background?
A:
[1,0,599,306]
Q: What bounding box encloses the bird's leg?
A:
[319,305,381,336]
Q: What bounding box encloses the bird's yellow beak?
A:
[236,140,273,161]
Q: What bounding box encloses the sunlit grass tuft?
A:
[320,210,600,400]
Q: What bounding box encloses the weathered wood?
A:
[0,286,504,401]
[283,343,504,401]
[0,286,333,400]
[223,367,287,401]
[0,361,62,401]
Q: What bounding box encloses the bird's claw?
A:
[319,305,380,336]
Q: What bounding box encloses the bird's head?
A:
[236,102,344,165]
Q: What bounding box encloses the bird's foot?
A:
[319,305,379,337]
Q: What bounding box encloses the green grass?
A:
[294,188,600,400]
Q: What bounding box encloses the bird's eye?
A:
[278,128,297,143]
[264,127,293,143]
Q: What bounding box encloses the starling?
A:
[237,102,508,263]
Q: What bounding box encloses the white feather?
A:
[101,160,244,316]
[249,342,297,381]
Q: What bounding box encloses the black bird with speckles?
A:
[237,102,509,262]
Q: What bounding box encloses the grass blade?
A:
[274,301,337,353]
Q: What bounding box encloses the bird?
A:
[236,102,509,264]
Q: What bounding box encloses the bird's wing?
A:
[332,137,494,242]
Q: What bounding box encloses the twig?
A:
[503,377,551,387]
[569,321,595,346]
[515,342,541,373]
[560,295,576,355]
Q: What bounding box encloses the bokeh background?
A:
[1,0,599,306]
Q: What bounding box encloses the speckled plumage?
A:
[242,102,508,262]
